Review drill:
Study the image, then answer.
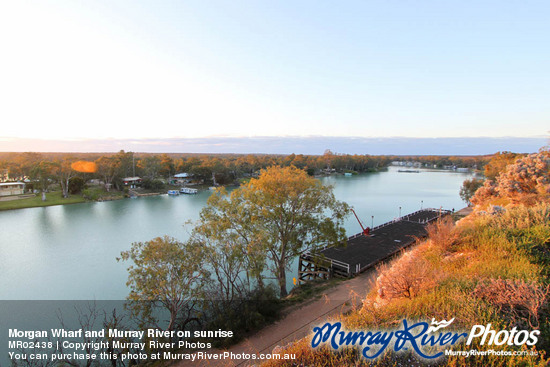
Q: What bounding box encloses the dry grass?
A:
[425,216,460,251]
[474,278,549,328]
[262,204,550,366]
[375,249,436,301]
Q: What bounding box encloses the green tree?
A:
[142,178,165,191]
[95,156,120,192]
[459,178,484,205]
[29,161,55,201]
[197,166,350,297]
[140,156,162,179]
[159,154,175,178]
[248,166,350,296]
[191,188,268,297]
[51,158,76,198]
[10,152,43,179]
[323,149,334,171]
[68,176,86,194]
[112,150,135,188]
[118,236,208,332]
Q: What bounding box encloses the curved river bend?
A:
[0,167,474,300]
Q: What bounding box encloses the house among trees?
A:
[171,173,193,185]
[0,182,25,196]
[123,177,142,188]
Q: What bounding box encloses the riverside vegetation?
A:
[10,166,350,367]
[0,150,487,210]
[117,166,350,339]
[262,148,550,366]
[7,151,533,366]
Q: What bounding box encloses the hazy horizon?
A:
[0,136,546,155]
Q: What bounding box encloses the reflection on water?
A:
[0,167,473,300]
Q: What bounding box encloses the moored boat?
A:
[180,187,198,194]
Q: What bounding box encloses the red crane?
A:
[351,208,370,236]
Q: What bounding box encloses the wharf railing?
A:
[300,250,350,276]
[347,208,448,240]
[298,208,451,280]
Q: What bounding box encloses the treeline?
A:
[387,154,491,168]
[0,150,490,190]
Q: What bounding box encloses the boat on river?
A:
[180,187,198,194]
[167,190,180,195]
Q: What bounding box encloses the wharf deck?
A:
[298,208,450,281]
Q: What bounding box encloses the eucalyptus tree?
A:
[118,236,208,333]
[191,187,268,299]
[29,161,55,201]
[194,166,350,297]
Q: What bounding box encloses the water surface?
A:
[0,167,473,300]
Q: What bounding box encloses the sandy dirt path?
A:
[177,269,378,366]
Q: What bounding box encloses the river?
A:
[0,167,474,301]
[0,166,475,365]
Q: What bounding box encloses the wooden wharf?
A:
[298,208,451,283]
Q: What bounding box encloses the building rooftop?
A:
[0,182,25,186]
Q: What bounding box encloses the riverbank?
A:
[0,183,231,211]
[0,191,88,211]
[262,204,550,366]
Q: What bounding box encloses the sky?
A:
[0,1,548,154]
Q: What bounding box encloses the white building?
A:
[0,182,25,196]
[172,173,193,185]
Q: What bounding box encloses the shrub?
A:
[202,285,281,347]
[425,216,460,251]
[82,188,100,201]
[471,150,550,207]
[142,178,165,191]
[376,249,435,300]
[460,178,484,205]
[474,278,549,328]
[68,176,86,194]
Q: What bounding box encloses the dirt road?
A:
[178,269,378,366]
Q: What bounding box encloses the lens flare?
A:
[71,161,98,173]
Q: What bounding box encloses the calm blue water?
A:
[0,167,473,300]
